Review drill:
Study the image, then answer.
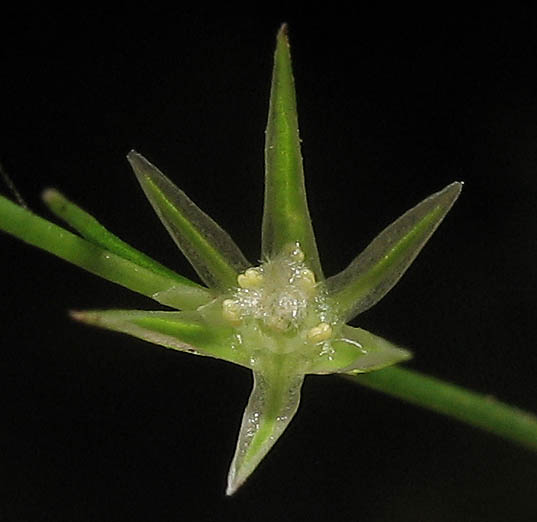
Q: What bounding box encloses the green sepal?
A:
[128,151,250,290]
[326,182,462,321]
[309,325,412,375]
[262,24,323,279]
[42,188,197,288]
[227,355,305,495]
[70,309,249,368]
[0,194,211,310]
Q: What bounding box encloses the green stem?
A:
[342,366,537,452]
[42,188,190,285]
[0,195,211,310]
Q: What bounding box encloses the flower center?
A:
[222,244,335,354]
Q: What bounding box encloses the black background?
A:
[2,8,537,521]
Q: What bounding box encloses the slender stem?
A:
[42,188,191,285]
[342,366,537,452]
[0,195,211,310]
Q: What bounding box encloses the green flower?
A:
[0,24,461,494]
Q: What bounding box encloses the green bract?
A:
[0,25,462,494]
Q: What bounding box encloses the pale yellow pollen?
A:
[296,268,316,295]
[237,268,264,289]
[222,298,241,323]
[307,322,332,343]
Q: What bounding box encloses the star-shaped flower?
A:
[0,25,461,494]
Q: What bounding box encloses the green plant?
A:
[1,24,536,496]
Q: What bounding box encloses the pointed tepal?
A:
[226,368,305,495]
[128,151,250,290]
[262,24,323,279]
[70,309,250,368]
[325,182,462,321]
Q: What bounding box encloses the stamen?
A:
[299,268,315,286]
[222,299,241,323]
[238,268,264,289]
[289,246,304,263]
[307,322,332,343]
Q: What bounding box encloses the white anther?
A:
[307,322,332,343]
[222,299,241,323]
[289,247,304,263]
[299,268,315,286]
[237,268,264,289]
